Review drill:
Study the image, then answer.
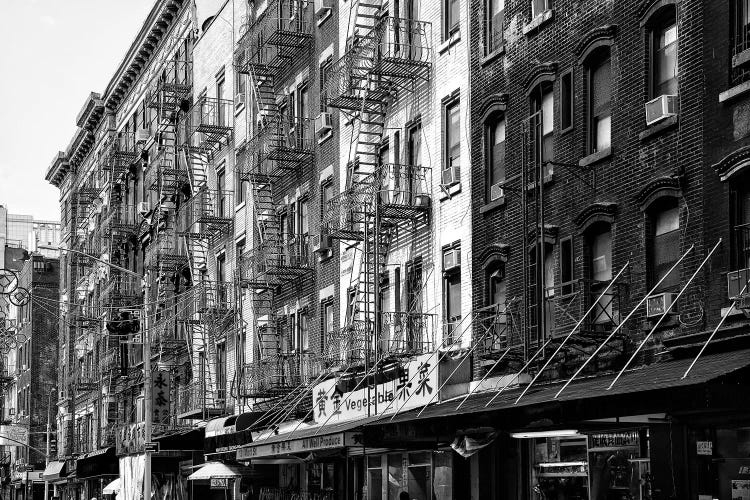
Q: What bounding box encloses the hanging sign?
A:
[152,370,171,424]
[210,478,230,489]
[696,441,713,456]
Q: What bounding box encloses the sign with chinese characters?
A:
[116,422,145,455]
[696,441,713,456]
[0,425,29,447]
[311,353,438,425]
[236,431,360,460]
[152,371,170,424]
[588,431,640,450]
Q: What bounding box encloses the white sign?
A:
[311,354,438,425]
[0,425,28,446]
[696,441,713,456]
[236,431,359,460]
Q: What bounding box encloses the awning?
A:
[42,461,66,481]
[154,427,204,451]
[205,415,238,437]
[187,462,252,481]
[380,347,750,425]
[77,447,118,479]
[103,477,121,495]
[235,416,378,460]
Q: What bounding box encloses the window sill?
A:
[719,80,750,103]
[317,130,333,145]
[481,44,506,67]
[235,201,246,213]
[235,103,245,117]
[479,196,506,214]
[522,9,554,36]
[733,48,750,69]
[639,115,678,142]
[579,147,613,167]
[317,9,332,27]
[439,182,462,201]
[438,31,461,55]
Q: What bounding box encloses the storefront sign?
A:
[588,431,640,450]
[116,422,145,455]
[152,371,171,424]
[210,478,229,489]
[696,440,713,456]
[236,431,359,460]
[0,425,28,446]
[311,353,438,425]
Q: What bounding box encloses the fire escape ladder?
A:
[354,0,384,36]
[182,147,208,194]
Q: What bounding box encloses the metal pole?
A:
[143,274,152,500]
[44,389,53,500]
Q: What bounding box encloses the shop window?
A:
[486,0,505,54]
[367,455,383,500]
[587,50,612,153]
[485,114,506,202]
[648,8,678,99]
[648,199,680,291]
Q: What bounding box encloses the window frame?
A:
[560,69,574,132]
[484,112,506,202]
[485,0,505,55]
[443,0,461,40]
[586,49,612,154]
[647,7,678,100]
[442,97,461,186]
[531,0,552,19]
[647,198,681,292]
[442,242,462,341]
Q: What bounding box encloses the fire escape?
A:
[234,0,318,407]
[176,79,234,419]
[321,1,433,366]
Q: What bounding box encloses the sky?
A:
[0,0,155,222]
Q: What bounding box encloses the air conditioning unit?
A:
[646,292,678,318]
[314,0,333,16]
[311,234,333,254]
[21,364,27,371]
[137,201,150,215]
[236,92,247,106]
[490,182,505,201]
[645,94,679,126]
[443,248,460,271]
[315,112,333,136]
[727,268,750,299]
[442,165,460,186]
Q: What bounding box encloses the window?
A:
[735,0,750,54]
[486,261,506,309]
[442,99,460,185]
[649,200,680,291]
[345,288,357,325]
[319,57,333,112]
[443,243,461,342]
[235,71,246,108]
[588,52,612,152]
[732,175,750,269]
[560,237,574,295]
[486,114,506,201]
[322,300,334,352]
[236,238,246,266]
[216,69,226,125]
[444,0,460,39]
[217,167,226,217]
[321,178,333,221]
[408,122,422,169]
[560,70,573,131]
[530,83,554,170]
[531,0,552,18]
[216,343,226,399]
[528,242,555,342]
[298,197,309,236]
[588,226,613,324]
[486,0,505,54]
[650,10,678,98]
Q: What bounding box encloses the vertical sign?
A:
[152,370,171,424]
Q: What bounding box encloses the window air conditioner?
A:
[490,182,505,201]
[727,268,750,299]
[137,201,150,215]
[236,92,247,106]
[314,0,333,17]
[645,94,678,126]
[311,234,333,255]
[646,292,678,318]
[443,248,460,271]
[136,127,150,143]
[442,165,460,186]
[315,112,333,136]
[413,194,431,207]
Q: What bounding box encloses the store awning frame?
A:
[42,461,66,481]
[103,477,121,495]
[187,461,252,481]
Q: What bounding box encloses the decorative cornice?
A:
[479,94,510,123]
[574,202,618,232]
[638,0,678,26]
[526,224,559,245]
[575,25,618,61]
[45,152,69,187]
[523,62,558,93]
[478,243,511,267]
[636,176,681,210]
[75,92,105,131]
[712,145,750,182]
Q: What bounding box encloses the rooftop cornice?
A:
[75,92,105,130]
[45,151,69,187]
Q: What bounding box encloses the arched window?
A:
[530,81,554,172]
[485,114,506,201]
[648,198,680,291]
[587,223,614,324]
[486,260,507,309]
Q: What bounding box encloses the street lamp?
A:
[58,244,153,500]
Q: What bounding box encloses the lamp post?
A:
[58,245,152,500]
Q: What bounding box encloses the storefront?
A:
[187,461,253,500]
[76,447,119,500]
